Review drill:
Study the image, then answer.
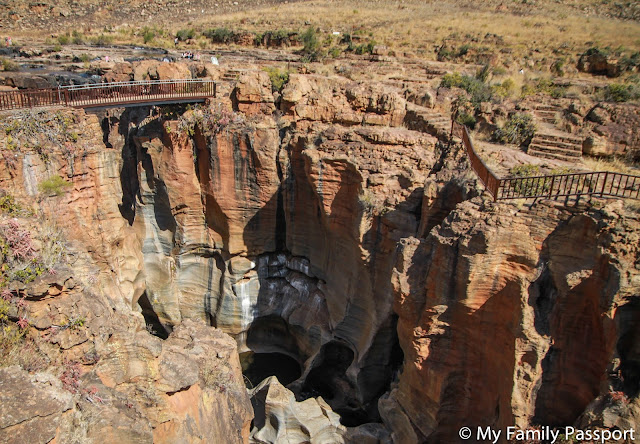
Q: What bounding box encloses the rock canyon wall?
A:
[0,66,638,443]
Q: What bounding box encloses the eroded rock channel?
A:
[101,73,416,429]
[1,66,639,443]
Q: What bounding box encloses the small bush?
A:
[91,34,113,46]
[509,164,549,195]
[605,83,640,102]
[456,111,477,129]
[437,44,472,61]
[263,67,290,92]
[0,194,21,215]
[492,66,508,76]
[143,30,155,44]
[71,30,85,45]
[511,164,541,177]
[300,26,322,61]
[492,113,536,146]
[475,64,490,83]
[354,41,376,55]
[493,78,515,99]
[254,29,296,47]
[57,34,70,45]
[0,57,19,72]
[38,175,72,196]
[440,72,493,107]
[176,28,196,42]
[551,58,566,76]
[204,27,235,44]
[533,77,566,98]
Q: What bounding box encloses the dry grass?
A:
[8,0,640,68]
[582,156,640,175]
[189,0,640,60]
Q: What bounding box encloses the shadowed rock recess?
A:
[0,69,639,443]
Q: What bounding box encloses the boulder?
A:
[250,376,347,444]
[0,367,73,444]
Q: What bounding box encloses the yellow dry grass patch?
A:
[190,0,640,59]
[583,156,640,175]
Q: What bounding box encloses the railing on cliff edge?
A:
[0,79,216,111]
[452,121,640,201]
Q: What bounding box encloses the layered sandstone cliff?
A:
[0,66,638,443]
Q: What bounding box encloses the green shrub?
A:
[176,28,196,42]
[456,111,477,129]
[301,26,321,60]
[492,78,515,99]
[509,164,548,194]
[328,47,342,58]
[91,34,113,46]
[438,44,472,61]
[511,164,540,177]
[255,29,295,47]
[71,30,85,45]
[440,72,493,107]
[0,58,19,72]
[204,27,236,44]
[551,58,566,76]
[38,175,72,196]
[605,83,640,102]
[263,67,290,92]
[475,64,490,83]
[534,77,566,98]
[354,41,376,55]
[0,194,20,214]
[143,29,155,44]
[492,113,536,146]
[492,66,508,76]
[57,34,70,45]
[620,52,640,72]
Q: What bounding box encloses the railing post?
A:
[600,172,609,197]
[548,175,555,199]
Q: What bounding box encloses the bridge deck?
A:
[0,79,216,111]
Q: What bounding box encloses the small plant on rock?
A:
[60,360,82,393]
[263,66,291,92]
[38,175,72,196]
[492,113,536,147]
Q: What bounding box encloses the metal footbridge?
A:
[0,79,216,110]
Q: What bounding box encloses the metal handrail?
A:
[454,121,640,201]
[0,79,216,111]
[60,78,213,90]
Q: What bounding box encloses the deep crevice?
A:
[137,291,170,340]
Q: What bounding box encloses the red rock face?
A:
[1,69,639,442]
[390,201,640,441]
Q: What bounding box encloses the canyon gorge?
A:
[0,59,639,444]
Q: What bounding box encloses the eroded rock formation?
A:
[390,199,640,441]
[0,67,639,443]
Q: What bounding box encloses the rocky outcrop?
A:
[0,366,74,444]
[578,49,621,77]
[584,103,640,159]
[249,376,346,443]
[390,198,640,441]
[1,66,640,444]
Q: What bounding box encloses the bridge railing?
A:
[453,121,501,197]
[0,79,216,111]
[453,121,640,201]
